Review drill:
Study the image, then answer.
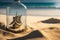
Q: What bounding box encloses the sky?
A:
[0,0,60,2]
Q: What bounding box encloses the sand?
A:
[0,9,60,40]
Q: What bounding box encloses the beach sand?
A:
[0,9,60,40]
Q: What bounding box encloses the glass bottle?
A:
[6,0,27,30]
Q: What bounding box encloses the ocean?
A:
[0,2,57,8]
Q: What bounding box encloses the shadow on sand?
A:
[8,30,44,40]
